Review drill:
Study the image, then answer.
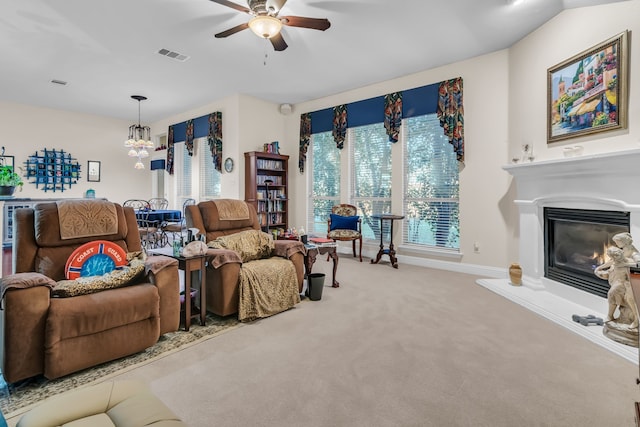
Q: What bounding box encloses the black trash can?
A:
[307,273,326,301]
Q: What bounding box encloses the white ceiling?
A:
[0,0,628,122]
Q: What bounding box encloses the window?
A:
[175,138,220,204]
[176,144,193,202]
[403,114,459,250]
[349,123,392,240]
[308,131,341,234]
[199,140,221,200]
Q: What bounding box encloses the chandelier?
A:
[124,95,153,169]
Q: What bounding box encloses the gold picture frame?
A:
[547,31,629,143]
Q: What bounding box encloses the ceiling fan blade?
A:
[280,16,331,31]
[215,22,250,38]
[209,0,251,14]
[270,33,288,51]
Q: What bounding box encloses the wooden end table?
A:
[304,242,339,287]
[370,214,405,269]
[149,248,207,331]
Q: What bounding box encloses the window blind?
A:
[308,131,341,234]
[349,123,392,241]
[402,114,459,250]
[199,140,221,200]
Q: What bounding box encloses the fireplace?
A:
[475,149,640,362]
[544,207,629,298]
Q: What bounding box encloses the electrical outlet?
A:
[473,241,480,253]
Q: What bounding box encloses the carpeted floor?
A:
[5,256,640,426]
[0,312,240,417]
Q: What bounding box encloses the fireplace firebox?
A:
[544,207,629,298]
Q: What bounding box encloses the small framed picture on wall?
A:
[88,160,101,182]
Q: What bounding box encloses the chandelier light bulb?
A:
[134,161,145,169]
[124,139,135,147]
[128,149,138,157]
[139,149,149,158]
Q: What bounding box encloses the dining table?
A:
[135,209,182,224]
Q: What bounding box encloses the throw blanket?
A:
[214,199,249,220]
[56,199,118,240]
[238,258,300,322]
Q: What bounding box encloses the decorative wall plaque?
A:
[24,148,81,192]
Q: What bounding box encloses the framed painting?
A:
[547,31,628,143]
[87,160,101,182]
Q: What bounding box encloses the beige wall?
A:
[0,101,151,203]
[506,0,640,259]
[1,1,636,275]
[149,93,286,204]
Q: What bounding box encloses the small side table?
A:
[149,248,207,331]
[370,214,405,269]
[178,254,207,331]
[304,242,339,287]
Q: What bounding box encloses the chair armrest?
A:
[144,255,178,275]
[17,380,186,427]
[1,272,56,305]
[144,255,180,335]
[206,248,242,269]
[274,240,305,259]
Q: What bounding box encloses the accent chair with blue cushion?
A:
[327,204,362,262]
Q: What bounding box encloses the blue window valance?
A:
[166,111,223,175]
[171,114,212,142]
[309,82,440,134]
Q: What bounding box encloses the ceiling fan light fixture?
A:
[248,15,282,39]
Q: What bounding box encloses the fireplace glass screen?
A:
[544,207,629,298]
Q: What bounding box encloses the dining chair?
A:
[327,203,363,262]
[123,199,150,210]
[162,198,196,243]
[148,197,169,210]
[123,199,163,248]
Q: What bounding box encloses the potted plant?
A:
[0,165,24,196]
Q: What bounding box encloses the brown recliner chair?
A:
[1,200,180,383]
[186,199,305,317]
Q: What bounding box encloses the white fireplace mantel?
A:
[478,148,640,362]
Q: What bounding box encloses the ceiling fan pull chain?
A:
[263,39,269,66]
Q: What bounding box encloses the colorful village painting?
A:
[548,33,625,143]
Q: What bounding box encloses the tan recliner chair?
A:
[1,200,180,383]
[186,199,305,317]
[16,380,187,427]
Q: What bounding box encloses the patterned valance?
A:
[299,113,311,173]
[208,112,223,172]
[185,119,194,156]
[332,104,347,150]
[166,125,175,175]
[437,77,464,163]
[297,78,464,173]
[166,111,224,174]
[384,92,403,143]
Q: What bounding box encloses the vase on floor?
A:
[509,263,522,286]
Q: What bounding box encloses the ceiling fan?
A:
[210,0,331,51]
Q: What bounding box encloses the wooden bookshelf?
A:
[244,151,289,232]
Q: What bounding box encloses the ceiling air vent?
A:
[157,48,190,62]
